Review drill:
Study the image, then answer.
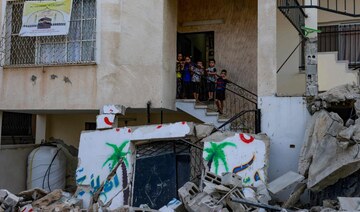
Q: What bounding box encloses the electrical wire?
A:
[42,148,62,192]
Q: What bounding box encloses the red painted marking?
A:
[116,128,120,132]
[104,117,113,126]
[156,125,162,129]
[21,209,26,212]
[240,134,255,144]
[182,121,186,125]
[128,129,131,133]
[29,209,33,212]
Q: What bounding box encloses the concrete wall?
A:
[203,133,269,186]
[0,0,178,111]
[178,0,258,93]
[318,52,358,91]
[46,111,200,147]
[0,145,36,193]
[276,10,306,96]
[259,96,310,190]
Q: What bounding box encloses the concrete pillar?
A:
[258,0,277,97]
[305,0,319,96]
[0,111,2,146]
[35,115,47,144]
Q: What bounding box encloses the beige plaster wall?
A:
[0,0,178,111]
[178,0,258,93]
[276,10,306,96]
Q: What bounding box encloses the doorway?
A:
[177,31,214,68]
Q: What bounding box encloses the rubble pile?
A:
[0,188,82,212]
[301,84,360,191]
[176,171,274,212]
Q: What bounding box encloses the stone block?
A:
[178,182,200,204]
[268,171,304,195]
[185,192,222,212]
[1,192,19,208]
[203,171,222,186]
[0,190,8,203]
[96,114,116,129]
[338,197,360,211]
[101,104,126,115]
[254,180,271,204]
[221,172,242,188]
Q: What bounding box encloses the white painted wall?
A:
[259,96,310,198]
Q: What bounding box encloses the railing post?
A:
[255,109,261,134]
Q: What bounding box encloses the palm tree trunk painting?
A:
[204,142,237,175]
[103,140,130,205]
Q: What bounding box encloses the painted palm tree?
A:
[204,142,237,175]
[103,140,130,204]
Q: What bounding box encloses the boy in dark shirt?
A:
[215,70,229,115]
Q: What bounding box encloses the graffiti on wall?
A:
[76,122,191,210]
[203,133,268,186]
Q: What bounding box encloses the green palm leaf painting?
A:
[103,140,130,204]
[204,142,236,174]
[103,140,130,170]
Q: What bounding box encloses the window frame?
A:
[3,0,97,67]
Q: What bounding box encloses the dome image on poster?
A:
[19,0,73,37]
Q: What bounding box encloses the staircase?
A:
[176,99,229,129]
[175,80,259,133]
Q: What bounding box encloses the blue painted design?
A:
[232,154,255,174]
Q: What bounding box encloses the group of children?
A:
[176,53,229,114]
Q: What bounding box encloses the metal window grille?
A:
[0,0,96,66]
[136,140,205,185]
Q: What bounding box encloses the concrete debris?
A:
[267,171,305,195]
[337,197,360,211]
[0,188,82,212]
[178,171,278,212]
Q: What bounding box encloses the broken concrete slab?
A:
[202,132,269,186]
[317,84,360,104]
[299,108,360,191]
[101,104,126,115]
[267,171,304,195]
[221,172,242,189]
[338,197,360,211]
[32,189,62,210]
[194,124,215,139]
[96,114,116,129]
[253,180,271,204]
[298,110,345,176]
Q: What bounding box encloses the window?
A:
[1,112,35,145]
[2,0,96,66]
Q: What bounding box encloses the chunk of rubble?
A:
[267,171,304,195]
[337,197,360,211]
[298,109,360,191]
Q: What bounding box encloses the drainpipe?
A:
[147,101,151,124]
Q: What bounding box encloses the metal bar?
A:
[255,109,261,134]
[278,5,360,17]
[230,197,285,212]
[277,38,305,74]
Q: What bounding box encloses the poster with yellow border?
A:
[19,0,73,37]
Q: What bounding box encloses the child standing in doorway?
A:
[215,70,229,115]
[182,56,194,99]
[192,61,204,102]
[206,59,217,101]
